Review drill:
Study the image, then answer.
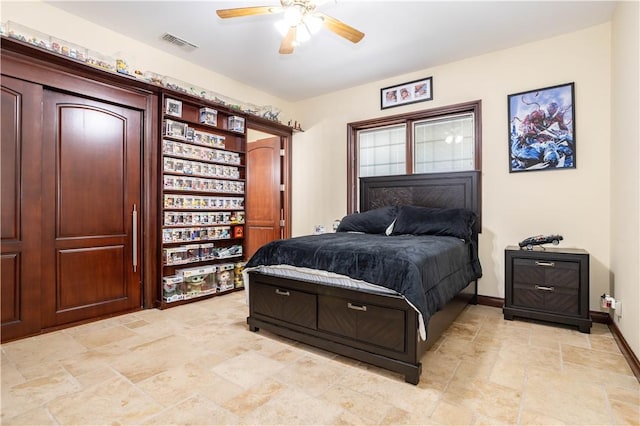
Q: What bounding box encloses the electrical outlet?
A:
[614,300,622,318]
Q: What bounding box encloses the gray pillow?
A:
[390,205,476,240]
[336,206,398,234]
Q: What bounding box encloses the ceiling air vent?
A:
[160,33,198,51]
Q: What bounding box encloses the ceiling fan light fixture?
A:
[283,5,303,26]
[295,24,311,43]
[303,14,323,34]
[274,19,290,36]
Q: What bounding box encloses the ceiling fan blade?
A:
[279,26,296,54]
[317,12,364,44]
[216,6,279,19]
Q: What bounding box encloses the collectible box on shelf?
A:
[164,211,235,227]
[176,264,217,298]
[215,263,235,292]
[163,140,241,165]
[163,275,185,303]
[163,246,188,265]
[163,194,244,210]
[165,98,183,118]
[213,244,243,260]
[164,119,189,140]
[162,226,232,244]
[163,242,226,266]
[199,107,218,126]
[228,116,245,133]
[163,175,245,194]
[193,130,225,149]
[163,157,240,179]
[234,262,246,288]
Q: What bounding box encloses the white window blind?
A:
[414,113,475,173]
[358,124,406,177]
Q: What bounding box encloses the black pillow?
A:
[336,205,398,234]
[390,205,476,240]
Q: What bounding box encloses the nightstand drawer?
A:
[513,258,580,289]
[512,283,579,315]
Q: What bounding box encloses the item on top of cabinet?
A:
[7,21,51,50]
[518,234,563,250]
[86,49,115,71]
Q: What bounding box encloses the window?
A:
[414,113,475,173]
[347,101,481,212]
[358,124,406,177]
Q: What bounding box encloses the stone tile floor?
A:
[2,291,638,425]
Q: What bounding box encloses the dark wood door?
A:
[246,137,282,258]
[41,90,142,328]
[1,76,43,340]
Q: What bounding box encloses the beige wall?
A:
[293,24,613,313]
[610,1,640,359]
[3,2,637,358]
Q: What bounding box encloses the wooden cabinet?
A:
[504,246,592,333]
[159,92,247,307]
[1,38,158,341]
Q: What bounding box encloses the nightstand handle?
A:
[275,289,290,296]
[535,285,555,292]
[347,302,367,312]
[535,261,555,267]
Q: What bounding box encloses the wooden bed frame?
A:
[247,171,481,384]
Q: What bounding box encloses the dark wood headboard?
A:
[359,171,482,232]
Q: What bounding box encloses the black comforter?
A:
[245,233,482,324]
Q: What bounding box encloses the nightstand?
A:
[503,246,592,333]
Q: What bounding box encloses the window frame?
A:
[347,100,482,213]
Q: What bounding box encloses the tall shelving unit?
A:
[159,91,247,307]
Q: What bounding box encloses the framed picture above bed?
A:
[380,77,433,109]
[508,82,575,172]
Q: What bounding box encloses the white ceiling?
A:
[45,1,618,102]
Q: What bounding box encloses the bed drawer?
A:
[251,282,317,330]
[317,294,405,352]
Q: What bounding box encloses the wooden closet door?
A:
[246,137,283,259]
[1,76,43,341]
[41,90,142,328]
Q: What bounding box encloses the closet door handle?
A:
[132,204,138,272]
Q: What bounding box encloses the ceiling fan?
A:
[216,0,365,54]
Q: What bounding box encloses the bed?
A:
[244,171,482,384]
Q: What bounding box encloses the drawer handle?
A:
[275,289,290,296]
[535,285,555,292]
[347,302,367,312]
[535,261,555,267]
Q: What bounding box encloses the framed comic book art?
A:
[508,82,575,172]
[381,77,433,109]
